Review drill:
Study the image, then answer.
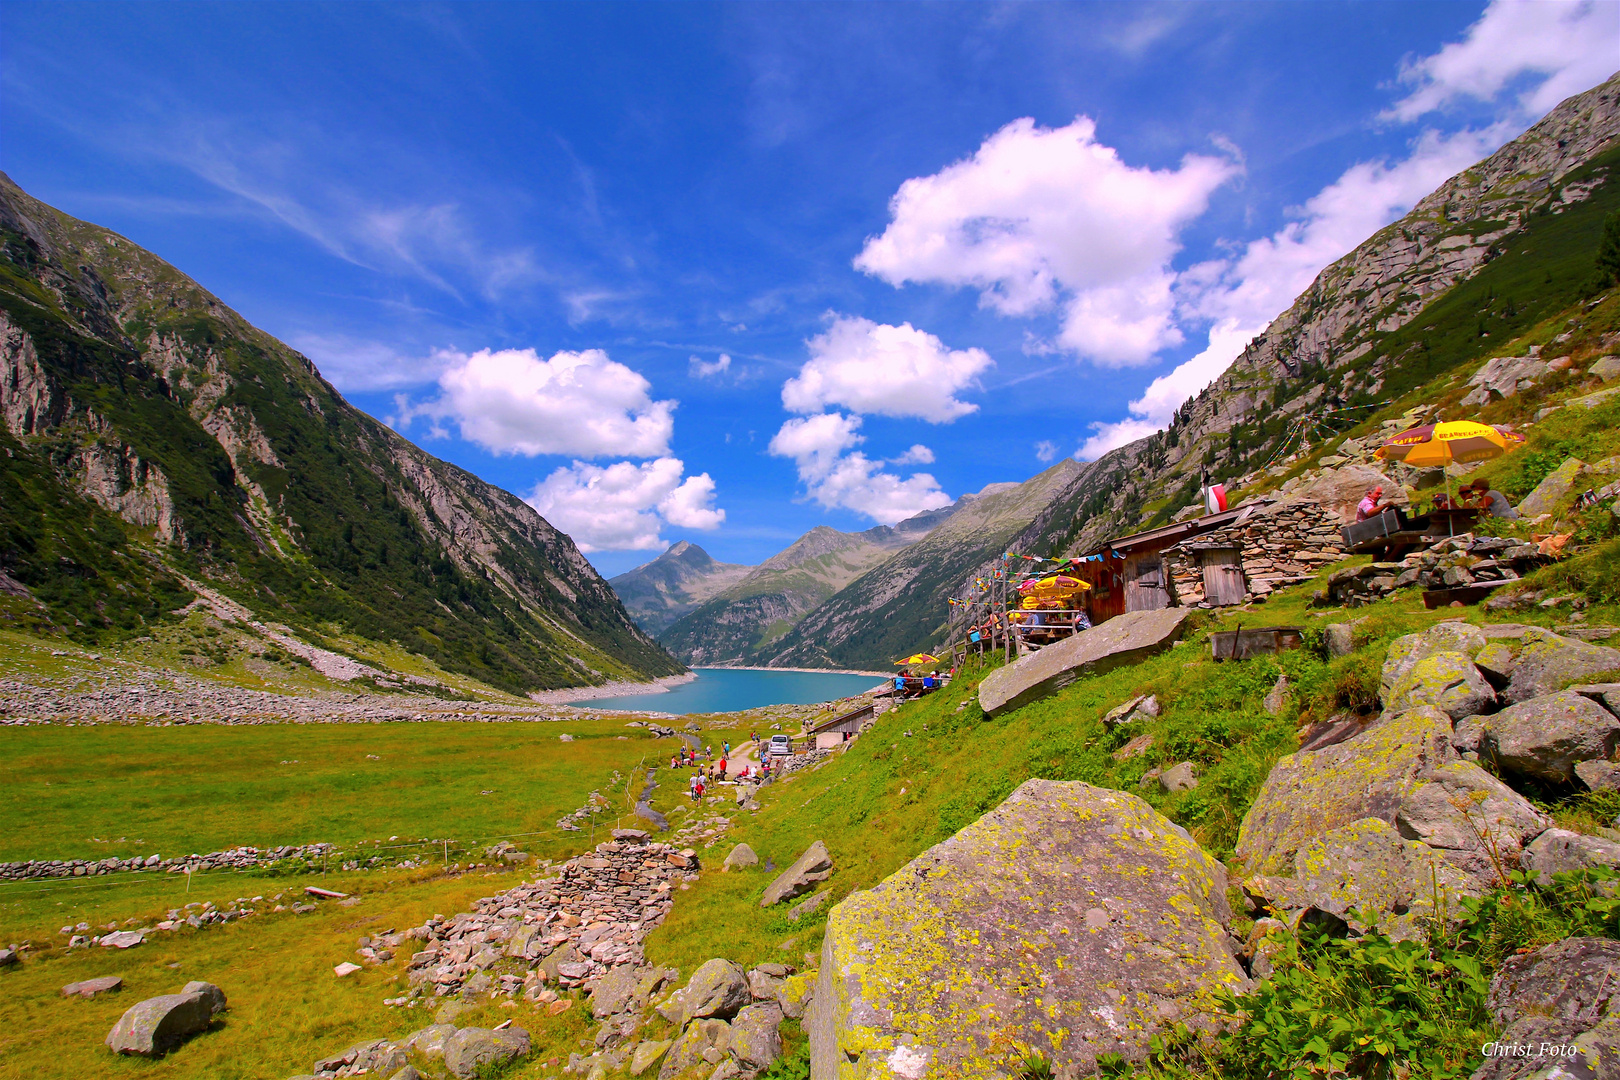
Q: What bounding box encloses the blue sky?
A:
[3,2,1616,575]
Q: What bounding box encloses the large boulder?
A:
[1522,828,1620,880]
[442,1026,531,1080]
[978,608,1189,717]
[105,988,222,1057]
[681,959,751,1020]
[1382,651,1496,721]
[760,841,834,907]
[1282,463,1408,523]
[1473,937,1620,1080]
[1503,635,1620,704]
[1380,623,1488,702]
[722,843,758,871]
[731,1002,784,1071]
[808,779,1249,1078]
[1280,818,1483,939]
[1236,706,1456,876]
[1395,761,1551,882]
[1482,691,1620,784]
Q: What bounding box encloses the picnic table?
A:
[1341,506,1483,559]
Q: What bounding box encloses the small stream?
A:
[633,732,704,831]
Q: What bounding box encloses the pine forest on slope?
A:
[0,174,682,693]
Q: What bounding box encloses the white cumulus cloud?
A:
[415,347,675,457]
[1385,0,1619,123]
[1078,124,1512,461]
[526,457,724,552]
[768,413,950,524]
[855,115,1239,366]
[783,316,993,422]
[1034,440,1058,463]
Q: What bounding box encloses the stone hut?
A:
[1161,499,1346,608]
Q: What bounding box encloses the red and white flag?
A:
[1204,480,1227,514]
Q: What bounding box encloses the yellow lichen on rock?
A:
[807,779,1250,1079]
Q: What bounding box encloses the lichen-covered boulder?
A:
[808,779,1249,1079]
[1482,691,1620,783]
[105,990,218,1057]
[1382,651,1496,720]
[442,1027,531,1080]
[760,841,834,907]
[1522,829,1620,881]
[1283,818,1483,939]
[659,1018,731,1079]
[1502,634,1620,704]
[403,1024,456,1058]
[681,959,751,1020]
[1395,761,1550,882]
[1474,937,1620,1080]
[731,1002,784,1071]
[1380,623,1488,703]
[1516,456,1586,518]
[1236,706,1456,876]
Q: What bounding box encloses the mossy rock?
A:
[1383,650,1497,720]
[808,779,1249,1079]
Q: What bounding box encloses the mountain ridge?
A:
[0,173,682,692]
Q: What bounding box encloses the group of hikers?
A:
[672,735,776,801]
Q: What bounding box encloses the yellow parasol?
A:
[894,653,939,666]
[1377,419,1524,518]
[1376,420,1523,468]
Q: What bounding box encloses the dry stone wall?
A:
[1165,500,1346,607]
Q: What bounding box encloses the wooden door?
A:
[1123,553,1170,611]
[1200,548,1247,607]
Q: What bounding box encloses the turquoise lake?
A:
[569,667,888,714]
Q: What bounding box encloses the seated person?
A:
[1468,478,1519,519]
[1356,485,1396,521]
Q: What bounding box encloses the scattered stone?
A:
[759,840,834,907]
[1111,733,1155,761]
[443,1027,531,1079]
[721,844,757,872]
[1324,623,1354,659]
[0,947,17,967]
[333,962,362,978]
[730,1001,784,1071]
[1159,761,1199,793]
[629,1038,671,1076]
[660,1017,731,1078]
[1263,674,1290,716]
[979,608,1189,717]
[61,976,123,999]
[811,779,1248,1077]
[589,966,647,1019]
[1576,759,1620,792]
[787,890,831,920]
[403,1024,456,1058]
[1102,694,1160,727]
[1482,691,1620,784]
[313,1038,406,1076]
[98,930,145,949]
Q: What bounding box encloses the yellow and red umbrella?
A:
[1376,420,1524,467]
[894,653,939,666]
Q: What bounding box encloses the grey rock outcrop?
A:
[442,1026,531,1080]
[810,779,1249,1077]
[722,843,758,871]
[1482,691,1620,784]
[1473,937,1620,1080]
[1500,632,1620,704]
[1522,829,1620,881]
[979,608,1188,717]
[760,840,834,907]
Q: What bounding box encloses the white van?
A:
[768,734,792,758]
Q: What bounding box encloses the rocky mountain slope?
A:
[653,499,967,666]
[0,173,681,693]
[1013,73,1620,565]
[759,459,1081,669]
[607,542,754,637]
